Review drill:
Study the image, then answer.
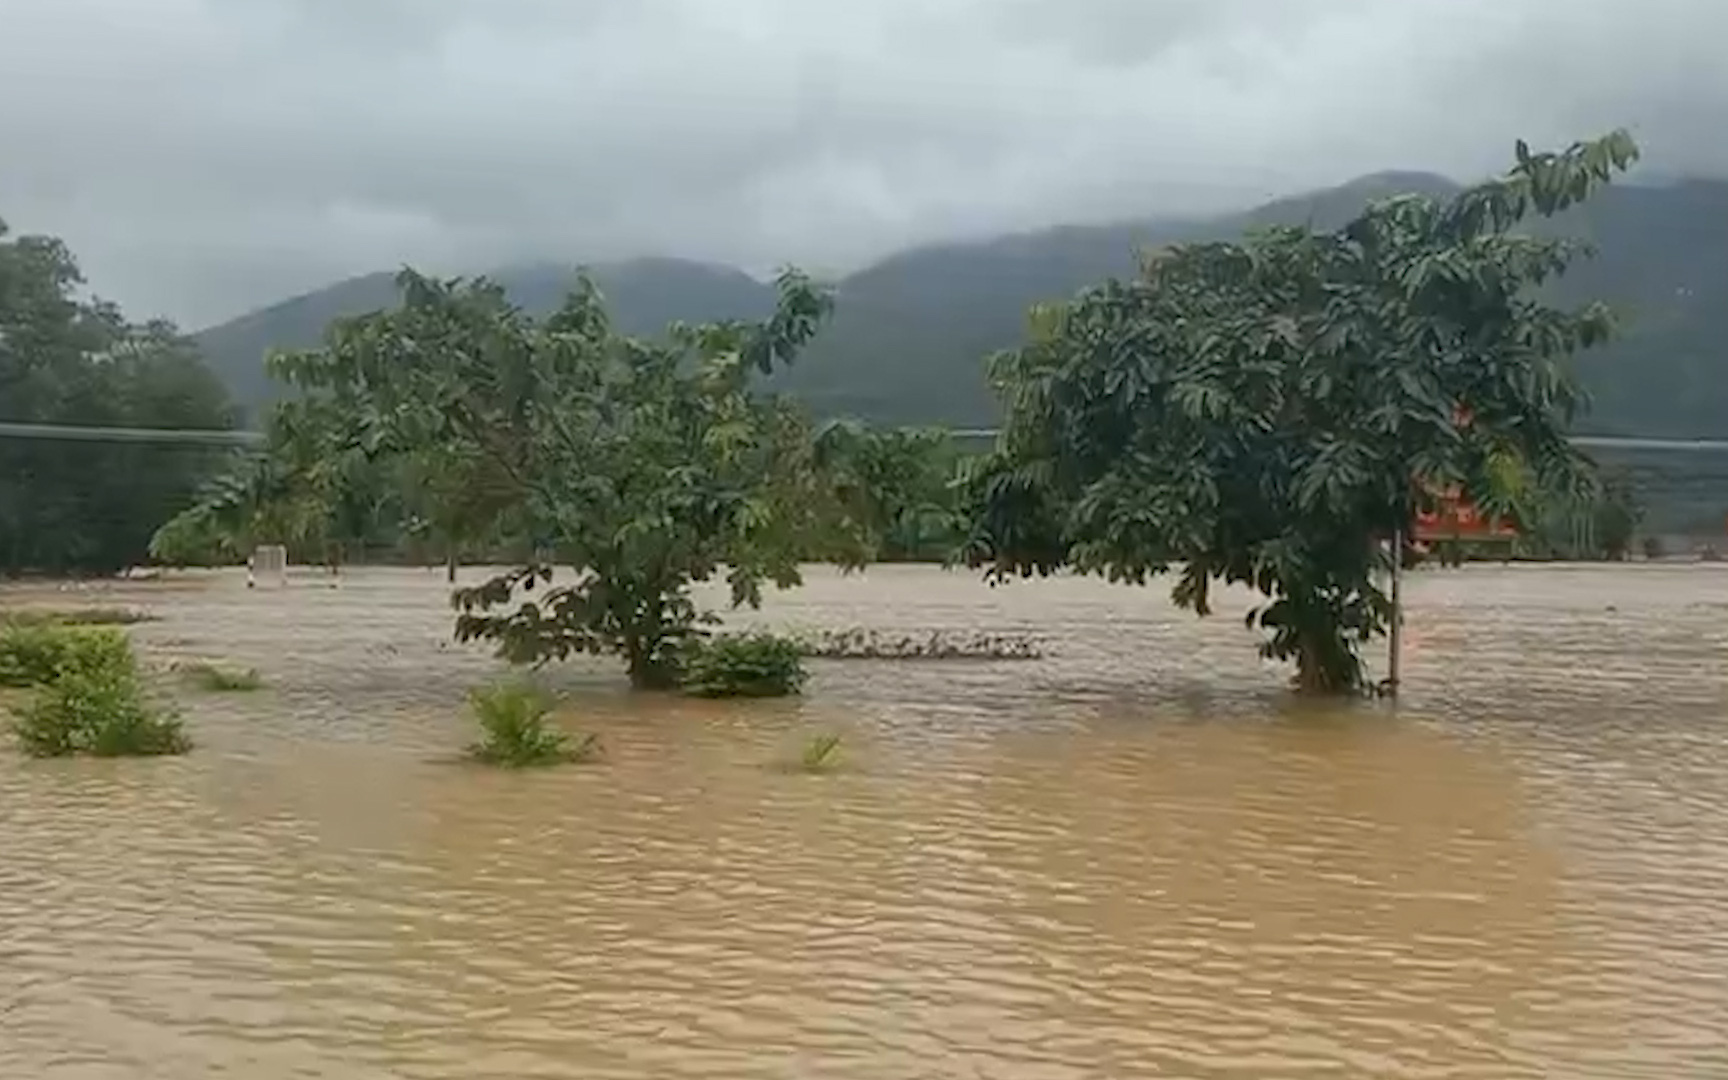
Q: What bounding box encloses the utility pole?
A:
[1388,526,1403,700]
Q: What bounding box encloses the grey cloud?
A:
[0,0,1723,327]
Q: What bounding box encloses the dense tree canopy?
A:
[962,132,1641,694]
[163,268,887,687]
[812,422,966,563]
[0,218,236,575]
[147,390,407,569]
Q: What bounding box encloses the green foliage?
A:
[812,422,966,562]
[681,631,808,699]
[965,132,1640,694]
[150,393,407,568]
[8,629,189,757]
[1,218,237,575]
[1514,467,1643,560]
[0,623,135,687]
[179,661,265,692]
[196,266,879,690]
[466,680,595,768]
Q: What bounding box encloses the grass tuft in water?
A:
[0,607,156,629]
[180,661,265,692]
[9,628,190,758]
[466,680,599,768]
[796,732,843,774]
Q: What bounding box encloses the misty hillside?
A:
[195,258,778,409]
[193,173,1728,437]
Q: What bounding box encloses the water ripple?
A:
[2,564,1726,1077]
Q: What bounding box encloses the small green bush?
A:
[9,631,190,758]
[681,632,807,698]
[467,680,597,768]
[180,662,264,692]
[0,624,136,688]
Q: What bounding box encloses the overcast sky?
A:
[0,0,1721,328]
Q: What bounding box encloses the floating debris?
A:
[795,627,1043,662]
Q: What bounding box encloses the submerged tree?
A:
[962,132,1640,694]
[218,268,867,688]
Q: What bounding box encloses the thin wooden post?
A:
[1388,526,1404,700]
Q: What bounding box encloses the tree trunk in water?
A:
[625,638,678,691]
[1295,640,1330,695]
[445,550,457,584]
[1293,630,1360,696]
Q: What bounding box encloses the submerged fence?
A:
[5,422,1726,553]
[952,430,1728,552]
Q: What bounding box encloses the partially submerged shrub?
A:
[46,607,154,627]
[1,625,67,688]
[467,680,597,767]
[0,623,136,688]
[9,630,190,758]
[796,627,1043,662]
[0,607,155,630]
[180,661,264,692]
[681,632,806,698]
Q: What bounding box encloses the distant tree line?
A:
[0,219,236,576]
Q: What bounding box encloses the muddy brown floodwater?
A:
[2,564,1727,1078]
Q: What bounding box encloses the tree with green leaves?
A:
[1512,466,1642,561]
[962,132,1640,694]
[148,391,402,569]
[216,267,867,688]
[1,218,236,575]
[812,422,966,562]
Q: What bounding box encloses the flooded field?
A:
[3,564,1727,1078]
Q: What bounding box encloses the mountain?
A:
[194,258,777,410]
[193,172,1728,437]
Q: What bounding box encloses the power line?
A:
[4,420,1728,455]
[949,429,1728,453]
[0,421,263,446]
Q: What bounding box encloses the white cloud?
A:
[0,0,1720,325]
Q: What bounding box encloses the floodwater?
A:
[2,564,1726,1079]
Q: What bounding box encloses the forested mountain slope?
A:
[193,174,1728,437]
